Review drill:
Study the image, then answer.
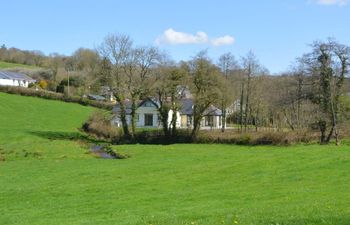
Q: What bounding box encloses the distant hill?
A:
[0,61,40,69]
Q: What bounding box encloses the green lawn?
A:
[1,92,350,225]
[0,61,40,69]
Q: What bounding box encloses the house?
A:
[112,98,180,128]
[0,70,36,87]
[179,99,223,129]
[112,98,223,129]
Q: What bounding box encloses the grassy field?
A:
[1,92,350,225]
[0,61,40,69]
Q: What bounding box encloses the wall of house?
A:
[0,79,30,87]
[136,106,159,127]
[168,110,181,128]
[200,115,222,129]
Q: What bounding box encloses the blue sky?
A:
[1,0,349,73]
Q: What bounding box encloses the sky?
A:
[1,0,349,74]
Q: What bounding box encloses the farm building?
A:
[0,70,35,87]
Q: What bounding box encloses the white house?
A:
[178,99,223,129]
[112,99,181,128]
[0,71,36,87]
[112,98,223,129]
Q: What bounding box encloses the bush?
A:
[82,111,119,141]
[38,80,48,89]
[0,85,114,110]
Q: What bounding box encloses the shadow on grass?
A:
[28,130,106,145]
[29,130,128,159]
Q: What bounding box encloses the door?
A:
[144,114,154,126]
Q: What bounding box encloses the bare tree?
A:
[98,34,133,138]
[123,46,160,137]
[217,52,237,132]
[241,51,264,131]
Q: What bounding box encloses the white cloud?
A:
[155,28,235,46]
[314,0,348,6]
[155,28,208,45]
[211,35,235,46]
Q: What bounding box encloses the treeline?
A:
[0,44,100,94]
[1,36,350,145]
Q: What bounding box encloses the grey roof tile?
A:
[0,70,35,81]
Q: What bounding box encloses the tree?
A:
[98,33,133,138]
[119,45,160,137]
[187,51,222,139]
[152,58,187,137]
[304,39,350,145]
[98,34,160,139]
[217,53,237,132]
[240,51,265,131]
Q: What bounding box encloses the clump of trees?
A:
[1,36,349,145]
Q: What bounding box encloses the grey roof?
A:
[87,94,106,101]
[179,99,194,115]
[0,70,35,81]
[204,105,222,116]
[112,100,133,114]
[112,98,159,115]
[179,99,222,116]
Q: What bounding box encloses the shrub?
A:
[82,111,119,141]
[38,80,48,89]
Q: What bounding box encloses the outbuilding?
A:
[0,70,36,87]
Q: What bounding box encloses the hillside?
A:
[1,93,350,225]
[0,61,40,69]
[0,92,94,160]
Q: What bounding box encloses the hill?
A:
[0,61,40,69]
[0,93,350,225]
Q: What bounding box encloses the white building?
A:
[0,71,36,87]
[112,98,223,129]
[112,99,180,128]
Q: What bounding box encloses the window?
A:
[205,116,213,126]
[136,113,140,122]
[144,114,153,126]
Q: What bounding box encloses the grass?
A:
[1,92,350,225]
[0,61,40,69]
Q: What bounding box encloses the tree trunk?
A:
[171,111,177,136]
[115,95,130,139]
[239,83,244,133]
[191,111,202,140]
[325,100,339,145]
[221,102,226,133]
[130,97,138,139]
[160,108,170,137]
[244,71,251,132]
[319,120,327,144]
